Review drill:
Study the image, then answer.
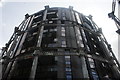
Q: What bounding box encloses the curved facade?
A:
[1,6,120,80]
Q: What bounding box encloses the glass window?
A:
[77,29,80,34]
[61,27,65,30]
[62,32,65,36]
[54,28,57,31]
[55,56,58,61]
[47,12,56,15]
[50,28,57,32]
[61,27,65,33]
[65,59,70,62]
[92,70,97,75]
[48,43,56,47]
[65,61,71,65]
[90,63,95,68]
[87,46,90,51]
[65,56,70,58]
[61,26,65,36]
[61,40,66,47]
[21,49,26,53]
[75,12,82,24]
[81,43,84,47]
[78,36,82,40]
[62,40,66,44]
[62,13,65,16]
[32,32,38,35]
[66,68,71,71]
[32,24,37,28]
[66,71,72,75]
[49,21,53,23]
[77,41,79,44]
[62,29,65,32]
[43,30,48,33]
[61,44,66,47]
[66,75,72,79]
[63,17,66,20]
[50,29,54,32]
[48,67,57,71]
[54,38,58,42]
[66,64,71,68]
[96,52,99,55]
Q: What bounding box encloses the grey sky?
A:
[0,0,119,59]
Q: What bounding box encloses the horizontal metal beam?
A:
[5,50,112,65]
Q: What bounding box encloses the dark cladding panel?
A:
[71,56,84,78]
[69,26,77,48]
[65,9,71,21]
[65,26,71,48]
[57,56,66,78]
[58,8,62,20]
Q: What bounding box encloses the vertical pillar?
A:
[57,55,66,78]
[57,20,66,78]
[118,0,120,62]
[29,6,48,80]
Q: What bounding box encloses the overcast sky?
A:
[0,0,119,59]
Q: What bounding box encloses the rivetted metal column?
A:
[29,6,48,80]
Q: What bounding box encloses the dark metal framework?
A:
[108,0,120,34]
[1,6,120,80]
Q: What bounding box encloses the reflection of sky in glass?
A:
[0,0,118,59]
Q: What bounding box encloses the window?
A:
[50,28,57,32]
[54,28,57,31]
[94,45,97,48]
[49,68,57,71]
[48,43,56,47]
[21,49,26,53]
[49,21,53,23]
[78,36,82,40]
[66,75,72,79]
[33,32,38,35]
[61,44,66,47]
[81,43,84,47]
[66,68,71,71]
[66,64,71,68]
[62,41,66,44]
[32,24,37,28]
[87,46,90,51]
[50,29,54,32]
[66,71,72,75]
[61,27,65,36]
[55,56,58,61]
[77,29,80,34]
[43,30,48,33]
[47,12,56,15]
[48,66,57,71]
[65,62,71,65]
[62,13,65,16]
[61,32,65,36]
[61,40,66,47]
[61,27,65,31]
[95,52,100,55]
[65,56,70,59]
[54,38,58,42]
[75,12,82,24]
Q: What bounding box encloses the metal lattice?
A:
[1,6,120,80]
